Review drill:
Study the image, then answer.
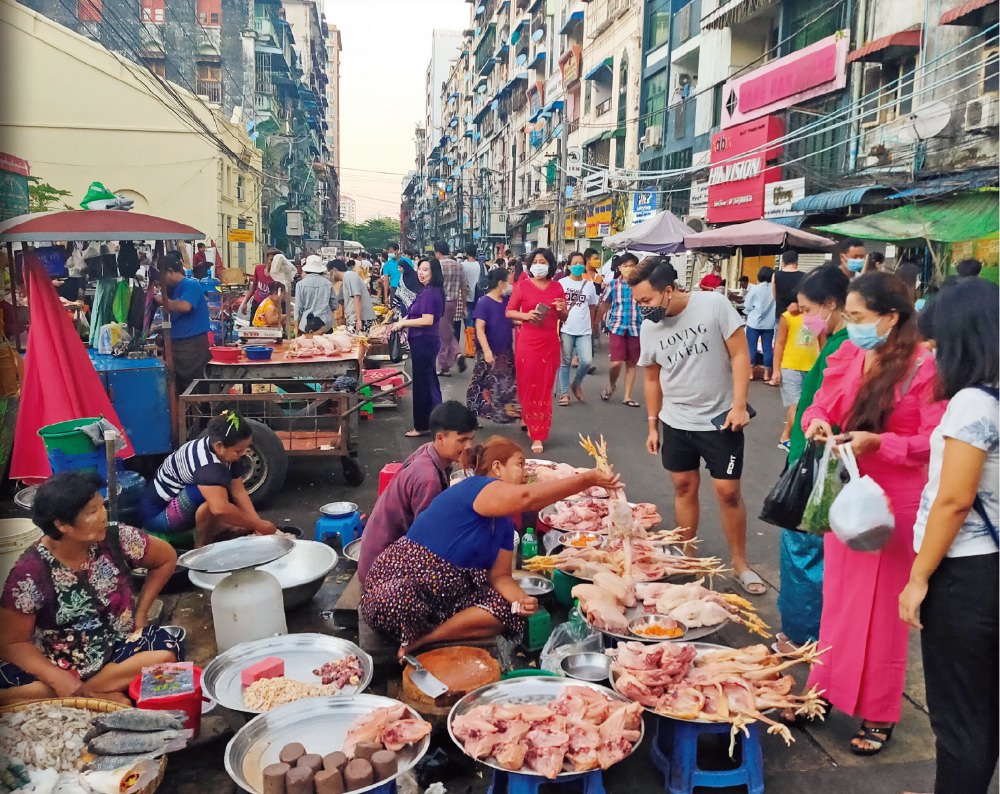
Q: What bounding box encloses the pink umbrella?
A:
[684,219,836,254]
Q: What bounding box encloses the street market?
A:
[0,0,998,793]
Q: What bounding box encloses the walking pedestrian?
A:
[392,258,445,437]
[835,238,867,278]
[627,256,765,595]
[772,301,820,450]
[899,278,998,794]
[506,248,567,454]
[557,253,598,405]
[328,259,376,334]
[744,266,776,381]
[383,244,403,305]
[601,252,643,407]
[394,258,420,314]
[803,271,946,755]
[772,250,804,322]
[466,268,517,424]
[434,240,467,376]
[294,255,335,334]
[775,265,850,651]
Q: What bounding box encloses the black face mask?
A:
[640,306,667,323]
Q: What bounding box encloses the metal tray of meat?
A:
[588,604,728,644]
[226,694,429,793]
[177,535,295,573]
[447,676,644,778]
[608,641,734,724]
[203,634,373,713]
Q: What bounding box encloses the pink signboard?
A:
[707,115,784,224]
[721,30,850,129]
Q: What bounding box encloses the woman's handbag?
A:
[828,445,895,551]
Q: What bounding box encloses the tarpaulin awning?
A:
[0,210,204,242]
[583,131,605,146]
[816,191,1000,244]
[848,26,923,63]
[584,57,613,81]
[603,210,694,253]
[941,0,997,25]
[770,215,806,228]
[791,185,894,213]
[559,9,584,34]
[886,168,998,199]
[684,219,837,253]
[11,259,134,481]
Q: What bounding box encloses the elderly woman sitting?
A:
[0,471,180,705]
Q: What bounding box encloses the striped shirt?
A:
[152,437,244,502]
[603,277,642,336]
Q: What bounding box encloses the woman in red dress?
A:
[506,249,567,454]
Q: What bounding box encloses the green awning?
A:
[610,127,626,139]
[816,191,999,244]
[583,131,605,146]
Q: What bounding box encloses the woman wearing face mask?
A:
[392,258,446,438]
[506,248,568,454]
[774,265,850,659]
[557,252,599,405]
[802,272,946,755]
[466,268,518,424]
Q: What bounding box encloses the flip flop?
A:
[733,569,767,596]
[403,430,429,438]
[622,400,640,408]
[559,395,571,407]
[601,389,613,401]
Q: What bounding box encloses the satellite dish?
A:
[465,114,473,123]
[491,100,499,110]
[531,27,544,42]
[516,53,527,66]
[897,101,951,142]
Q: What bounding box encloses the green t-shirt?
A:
[788,327,849,464]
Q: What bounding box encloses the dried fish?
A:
[88,728,192,756]
[92,708,186,733]
[83,751,165,773]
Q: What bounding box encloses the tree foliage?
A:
[27,177,73,213]
[340,217,401,252]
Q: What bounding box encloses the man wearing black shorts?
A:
[627,257,764,596]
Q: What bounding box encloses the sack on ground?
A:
[800,437,845,534]
[828,445,895,551]
[759,439,819,529]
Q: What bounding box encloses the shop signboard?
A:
[763,178,805,219]
[228,228,255,244]
[527,81,545,117]
[564,210,575,240]
[566,146,583,177]
[706,115,784,224]
[560,44,581,87]
[632,190,656,224]
[721,31,849,129]
[688,180,709,217]
[585,200,613,239]
[0,153,29,223]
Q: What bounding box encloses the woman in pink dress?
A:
[803,272,946,755]
[506,249,567,454]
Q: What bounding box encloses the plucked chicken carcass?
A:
[545,499,662,534]
[526,460,610,498]
[287,331,355,357]
[635,579,770,636]
[450,687,642,779]
[343,704,431,757]
[525,542,727,583]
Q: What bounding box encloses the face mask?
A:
[641,306,667,323]
[503,286,513,296]
[569,264,586,277]
[846,319,889,350]
[847,258,864,273]
[801,311,829,337]
[530,264,550,278]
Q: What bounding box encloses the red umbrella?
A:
[0,210,203,242]
[10,256,134,482]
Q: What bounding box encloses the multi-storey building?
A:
[340,195,356,225]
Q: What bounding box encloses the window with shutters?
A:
[197,0,221,26]
[140,0,164,23]
[860,56,917,126]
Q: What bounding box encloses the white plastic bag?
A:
[828,445,895,551]
[539,610,602,674]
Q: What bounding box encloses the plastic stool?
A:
[357,385,375,420]
[488,769,605,794]
[378,462,403,496]
[650,715,764,794]
[314,511,362,548]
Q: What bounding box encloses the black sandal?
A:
[850,723,894,755]
[622,400,640,408]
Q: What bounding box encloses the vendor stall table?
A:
[205,346,361,382]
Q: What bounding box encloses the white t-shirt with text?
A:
[559,277,599,336]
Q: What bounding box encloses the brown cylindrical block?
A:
[279,743,307,765]
[352,742,382,761]
[297,754,324,773]
[262,762,290,794]
[314,768,344,794]
[322,751,348,773]
[285,765,315,794]
[370,750,397,781]
[343,758,374,791]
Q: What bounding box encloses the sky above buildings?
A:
[328,0,468,223]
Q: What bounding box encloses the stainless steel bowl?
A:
[320,501,359,517]
[556,530,605,549]
[513,574,553,597]
[560,652,611,682]
[343,538,363,563]
[627,613,688,640]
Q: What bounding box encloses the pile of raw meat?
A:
[543,499,661,534]
[313,654,364,686]
[451,686,642,779]
[525,461,609,498]
[609,641,827,748]
[286,331,355,358]
[343,703,431,756]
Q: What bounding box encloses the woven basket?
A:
[0,697,166,793]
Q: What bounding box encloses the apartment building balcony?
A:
[588,0,631,40]
[197,80,223,104]
[594,97,611,117]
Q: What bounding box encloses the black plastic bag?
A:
[759,439,819,529]
[388,329,404,363]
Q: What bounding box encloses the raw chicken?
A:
[382,719,432,752]
[343,704,421,756]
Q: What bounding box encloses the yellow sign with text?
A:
[227,228,255,244]
[585,201,612,239]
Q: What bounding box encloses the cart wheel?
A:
[341,456,365,487]
[239,419,288,506]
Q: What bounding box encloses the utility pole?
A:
[554,110,569,261]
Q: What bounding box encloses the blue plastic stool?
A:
[487,769,605,794]
[368,781,397,794]
[314,511,362,548]
[651,715,764,794]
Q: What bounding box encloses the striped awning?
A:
[940,0,996,25]
[702,0,776,31]
[791,185,893,213]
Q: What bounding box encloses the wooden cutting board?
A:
[402,646,500,710]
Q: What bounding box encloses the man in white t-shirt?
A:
[557,254,599,403]
[462,244,484,327]
[626,255,763,596]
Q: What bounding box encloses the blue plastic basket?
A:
[243,345,274,361]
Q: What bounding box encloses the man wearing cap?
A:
[154,251,212,394]
[328,259,376,333]
[293,254,336,334]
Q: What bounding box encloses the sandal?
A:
[733,568,767,596]
[404,430,429,438]
[531,441,544,454]
[622,399,640,408]
[850,723,894,756]
[559,394,571,407]
[601,389,613,402]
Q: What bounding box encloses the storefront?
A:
[706,115,785,224]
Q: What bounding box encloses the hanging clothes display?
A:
[112,280,132,324]
[89,277,118,347]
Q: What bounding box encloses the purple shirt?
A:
[473,294,514,355]
[357,443,451,583]
[405,286,445,343]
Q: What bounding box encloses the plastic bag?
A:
[759,439,819,529]
[829,445,895,551]
[96,323,131,355]
[539,608,602,674]
[800,438,845,534]
[388,329,404,363]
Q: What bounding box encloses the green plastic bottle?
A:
[521,527,538,562]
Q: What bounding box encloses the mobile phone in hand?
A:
[710,404,757,431]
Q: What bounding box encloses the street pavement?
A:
[124,349,994,793]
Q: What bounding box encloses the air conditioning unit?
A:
[965,94,999,131]
[684,216,705,233]
[642,125,663,148]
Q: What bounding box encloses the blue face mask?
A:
[569,264,586,277]
[846,319,889,350]
[847,258,864,273]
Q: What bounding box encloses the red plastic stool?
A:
[378,462,403,495]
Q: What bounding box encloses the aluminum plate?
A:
[188,540,337,592]
[225,694,429,793]
[587,603,728,644]
[203,633,373,713]
[177,535,294,574]
[447,677,643,778]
